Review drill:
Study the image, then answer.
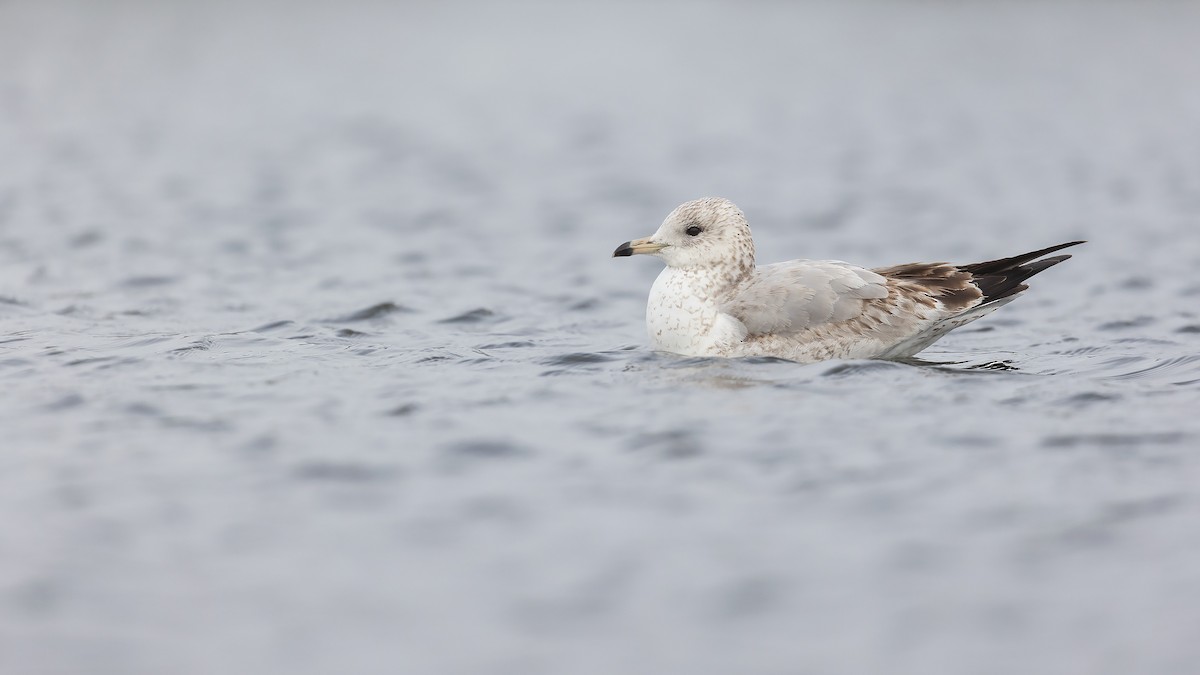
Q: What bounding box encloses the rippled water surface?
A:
[3,2,1200,674]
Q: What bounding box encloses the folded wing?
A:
[721,260,891,336]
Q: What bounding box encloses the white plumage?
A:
[613,198,1081,363]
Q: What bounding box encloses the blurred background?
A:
[2,2,1199,674]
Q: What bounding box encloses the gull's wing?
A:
[720,260,892,336]
[720,242,1083,357]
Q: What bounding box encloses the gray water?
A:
[3,2,1200,674]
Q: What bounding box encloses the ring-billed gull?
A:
[613,197,1082,362]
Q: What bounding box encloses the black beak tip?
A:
[612,241,633,257]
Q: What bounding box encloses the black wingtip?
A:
[962,240,1086,276]
[968,244,1082,304]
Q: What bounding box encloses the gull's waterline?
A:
[614,198,1082,363]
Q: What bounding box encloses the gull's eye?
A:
[685,225,702,236]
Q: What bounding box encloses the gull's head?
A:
[612,197,755,270]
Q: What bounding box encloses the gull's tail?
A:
[871,240,1085,359]
[962,240,1086,305]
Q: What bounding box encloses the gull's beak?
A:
[613,237,667,258]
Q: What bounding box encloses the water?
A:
[2,2,1200,673]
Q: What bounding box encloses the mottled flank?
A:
[616,198,1081,362]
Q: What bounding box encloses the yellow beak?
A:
[612,237,667,257]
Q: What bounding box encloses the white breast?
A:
[645,268,746,356]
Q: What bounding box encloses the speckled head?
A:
[612,198,756,273]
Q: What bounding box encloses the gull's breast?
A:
[645,267,736,356]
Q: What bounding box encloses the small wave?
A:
[738,356,800,366]
[628,429,704,460]
[1097,316,1155,330]
[1055,345,1107,356]
[292,462,401,483]
[568,298,601,311]
[331,302,412,322]
[975,360,1020,371]
[70,231,103,248]
[43,393,85,411]
[170,337,213,353]
[1061,391,1122,407]
[65,356,119,367]
[121,275,179,288]
[1043,432,1187,449]
[820,360,908,377]
[443,440,526,459]
[657,355,724,368]
[1104,354,1200,384]
[249,320,294,332]
[439,307,497,324]
[541,352,616,366]
[410,350,460,364]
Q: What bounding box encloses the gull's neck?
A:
[671,256,755,297]
[681,261,744,293]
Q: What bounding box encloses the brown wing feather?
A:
[871,262,983,312]
[873,241,1084,310]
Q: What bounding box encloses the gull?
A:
[613,197,1082,362]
